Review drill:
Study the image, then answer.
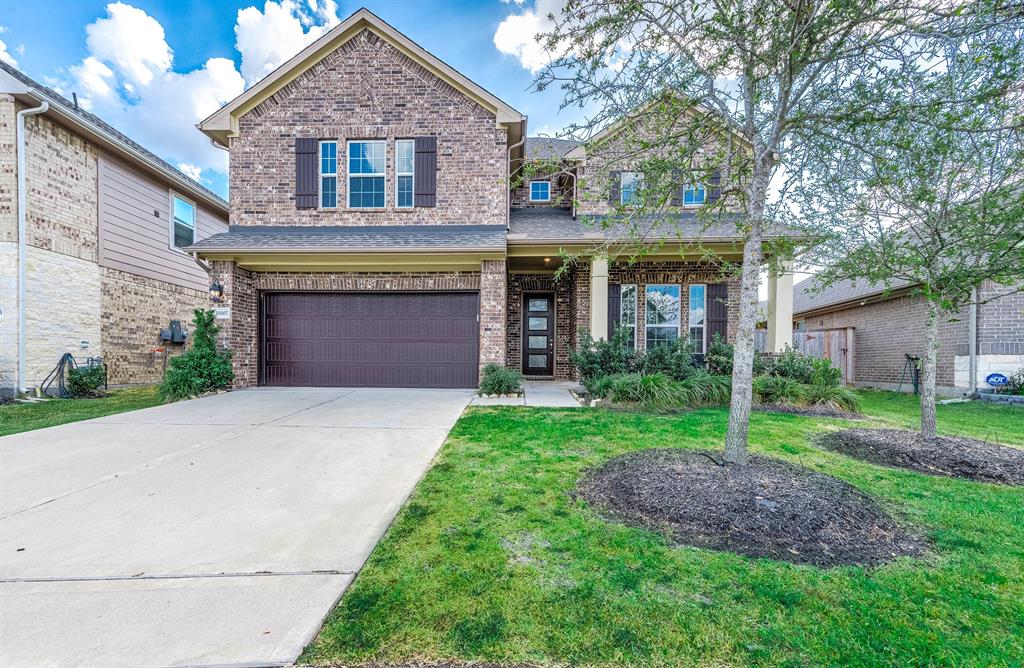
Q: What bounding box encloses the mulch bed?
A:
[817,428,1024,486]
[577,448,928,567]
[756,403,863,419]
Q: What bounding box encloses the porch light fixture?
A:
[543,257,551,263]
[209,281,224,303]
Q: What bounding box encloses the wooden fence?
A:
[755,328,855,384]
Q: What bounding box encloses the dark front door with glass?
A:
[523,294,554,376]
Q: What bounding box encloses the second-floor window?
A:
[620,171,640,205]
[396,139,414,208]
[171,193,195,249]
[348,140,386,208]
[530,180,550,202]
[320,141,337,209]
[683,183,706,206]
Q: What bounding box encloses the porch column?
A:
[766,261,794,353]
[589,255,609,341]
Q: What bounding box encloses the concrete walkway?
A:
[0,387,473,668]
[472,380,582,407]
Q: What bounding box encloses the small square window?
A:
[529,181,550,202]
[683,183,706,206]
[528,317,548,331]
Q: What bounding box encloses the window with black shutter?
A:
[414,136,437,207]
[294,138,318,209]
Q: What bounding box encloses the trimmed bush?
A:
[67,364,106,398]
[160,309,234,402]
[479,363,522,395]
[753,375,806,405]
[569,328,639,381]
[804,383,862,413]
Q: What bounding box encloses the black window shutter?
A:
[295,138,318,209]
[670,169,682,206]
[707,283,729,343]
[707,169,722,203]
[414,136,437,207]
[608,170,621,205]
[607,284,621,339]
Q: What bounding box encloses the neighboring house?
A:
[0,62,229,396]
[189,8,794,389]
[786,276,1024,394]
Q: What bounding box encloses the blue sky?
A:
[0,0,576,198]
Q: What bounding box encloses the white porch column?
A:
[766,261,794,353]
[589,256,609,340]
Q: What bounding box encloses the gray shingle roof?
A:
[793,275,915,315]
[525,137,582,161]
[187,224,508,252]
[508,207,751,243]
[0,60,228,210]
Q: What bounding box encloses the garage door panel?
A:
[262,292,479,388]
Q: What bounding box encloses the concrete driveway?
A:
[0,387,473,668]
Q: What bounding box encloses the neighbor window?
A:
[688,284,706,353]
[319,140,337,208]
[396,139,414,208]
[348,140,386,208]
[171,193,195,249]
[620,284,637,348]
[683,183,705,206]
[620,172,641,205]
[529,180,551,202]
[645,284,680,348]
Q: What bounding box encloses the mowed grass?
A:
[304,397,1024,667]
[0,386,162,437]
[858,389,1024,446]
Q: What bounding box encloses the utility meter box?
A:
[160,320,189,344]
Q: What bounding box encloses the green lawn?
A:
[0,386,163,437]
[304,395,1024,667]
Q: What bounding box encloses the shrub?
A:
[761,346,818,383]
[810,357,843,387]
[804,383,862,413]
[606,373,681,410]
[676,371,732,405]
[479,363,522,395]
[1005,368,1024,396]
[67,364,106,398]
[753,375,806,405]
[569,327,640,381]
[160,309,233,402]
[640,337,699,380]
[705,333,733,375]
[584,373,618,398]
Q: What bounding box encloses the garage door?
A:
[261,292,479,388]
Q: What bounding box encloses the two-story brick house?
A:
[190,9,794,389]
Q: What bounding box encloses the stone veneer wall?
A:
[506,270,578,379]
[207,264,506,388]
[609,261,741,352]
[230,28,507,227]
[99,267,209,385]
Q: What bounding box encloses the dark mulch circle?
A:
[817,428,1024,486]
[757,403,863,419]
[576,448,928,567]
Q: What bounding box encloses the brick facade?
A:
[479,260,507,373]
[230,28,506,228]
[510,166,573,209]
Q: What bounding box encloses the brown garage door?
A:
[261,292,479,388]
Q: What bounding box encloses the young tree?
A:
[796,25,1024,440]
[534,0,1015,462]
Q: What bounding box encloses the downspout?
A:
[507,133,526,232]
[968,286,978,397]
[16,99,49,394]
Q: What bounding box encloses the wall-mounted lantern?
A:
[209,281,224,303]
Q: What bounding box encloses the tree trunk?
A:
[920,303,940,441]
[723,167,768,465]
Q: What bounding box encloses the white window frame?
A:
[688,284,707,354]
[683,182,706,207]
[347,139,387,209]
[620,171,640,205]
[395,139,414,209]
[644,283,681,349]
[168,190,196,252]
[319,140,338,210]
[620,284,637,349]
[529,180,551,202]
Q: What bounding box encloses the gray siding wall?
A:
[98,153,227,291]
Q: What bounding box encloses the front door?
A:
[522,294,554,376]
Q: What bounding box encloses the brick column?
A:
[766,261,794,353]
[479,259,507,379]
[589,256,608,341]
[573,260,591,344]
[210,260,258,388]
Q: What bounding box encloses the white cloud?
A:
[493,0,565,73]
[177,162,202,181]
[235,0,339,85]
[69,56,114,102]
[84,2,171,86]
[0,37,17,67]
